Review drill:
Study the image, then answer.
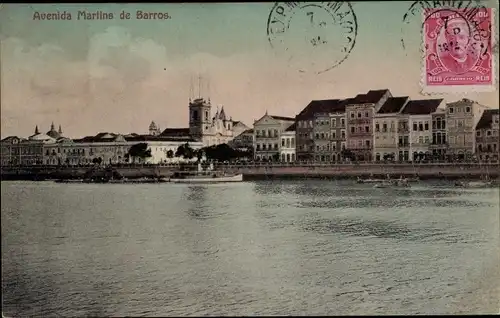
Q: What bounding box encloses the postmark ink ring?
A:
[267,1,358,75]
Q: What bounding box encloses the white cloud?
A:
[1,25,498,139]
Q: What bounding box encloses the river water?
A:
[1,180,499,316]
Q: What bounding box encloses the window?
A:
[332,131,336,139]
[341,130,346,139]
[465,106,471,113]
[350,112,354,118]
[357,112,362,118]
[332,143,336,151]
[476,131,481,137]
[281,139,285,147]
[331,119,336,127]
[274,143,278,150]
[418,136,423,143]
[365,126,369,133]
[432,121,436,130]
[424,136,429,144]
[365,112,369,117]
[457,120,464,128]
[350,127,355,133]
[413,123,418,131]
[424,122,429,130]
[487,130,492,136]
[382,123,387,132]
[418,122,423,131]
[320,133,325,139]
[341,118,345,127]
[375,123,380,132]
[315,133,319,139]
[449,107,454,114]
[365,140,370,147]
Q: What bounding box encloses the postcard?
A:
[1,1,499,316]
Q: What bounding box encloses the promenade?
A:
[1,162,499,180]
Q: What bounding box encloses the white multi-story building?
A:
[43,132,203,165]
[1,126,203,166]
[253,112,295,161]
[280,123,296,162]
[373,96,409,161]
[400,99,443,161]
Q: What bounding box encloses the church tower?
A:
[189,97,211,142]
[188,75,212,143]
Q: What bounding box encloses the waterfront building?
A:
[228,128,254,152]
[346,89,392,161]
[295,99,347,162]
[401,99,443,161]
[0,124,64,166]
[373,96,410,161]
[430,108,448,160]
[253,112,295,161]
[329,102,348,162]
[475,109,500,162]
[43,132,203,165]
[445,98,488,160]
[295,101,325,162]
[187,97,249,147]
[280,123,296,162]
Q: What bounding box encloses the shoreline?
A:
[1,163,499,181]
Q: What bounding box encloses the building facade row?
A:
[249,91,498,163]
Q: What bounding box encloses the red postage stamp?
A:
[422,8,496,93]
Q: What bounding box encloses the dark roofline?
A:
[475,109,499,130]
[270,115,295,121]
[285,122,297,132]
[401,99,443,115]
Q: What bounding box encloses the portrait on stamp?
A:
[423,8,495,92]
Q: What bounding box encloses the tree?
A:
[127,143,152,163]
[175,143,195,159]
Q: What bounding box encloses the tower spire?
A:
[35,125,39,134]
[198,74,202,99]
[189,75,194,101]
[58,125,62,134]
[50,122,55,130]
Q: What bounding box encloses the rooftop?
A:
[401,99,443,115]
[353,89,391,104]
[297,99,344,119]
[159,128,191,137]
[476,109,500,130]
[270,115,295,121]
[377,96,409,114]
[285,122,296,132]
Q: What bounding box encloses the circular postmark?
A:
[400,0,489,52]
[424,8,492,75]
[267,1,357,74]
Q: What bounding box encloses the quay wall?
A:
[1,163,499,181]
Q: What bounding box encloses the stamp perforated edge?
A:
[420,7,498,95]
